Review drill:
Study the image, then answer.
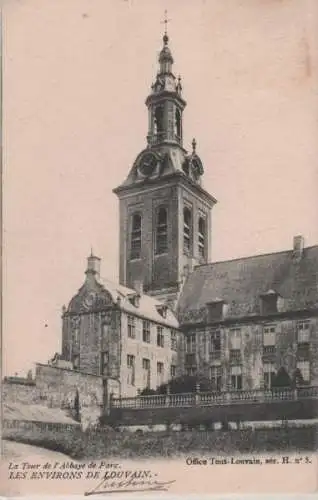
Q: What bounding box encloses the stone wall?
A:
[35,363,104,428]
[2,381,39,405]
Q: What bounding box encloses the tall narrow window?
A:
[157,362,164,386]
[127,315,136,339]
[154,106,164,135]
[142,358,151,388]
[127,354,135,385]
[156,326,164,347]
[155,207,168,255]
[175,109,181,139]
[130,213,141,260]
[186,334,196,353]
[100,351,109,376]
[210,329,221,360]
[170,365,176,378]
[297,321,310,343]
[170,329,177,351]
[183,207,192,254]
[231,366,242,390]
[198,217,206,258]
[142,320,151,343]
[263,363,276,389]
[210,366,222,391]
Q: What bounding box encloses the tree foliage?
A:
[272,367,292,388]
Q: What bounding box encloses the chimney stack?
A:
[293,235,304,260]
[133,280,144,296]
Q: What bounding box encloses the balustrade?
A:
[111,386,318,410]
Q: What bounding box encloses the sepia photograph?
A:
[1,0,318,496]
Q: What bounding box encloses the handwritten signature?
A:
[84,469,175,496]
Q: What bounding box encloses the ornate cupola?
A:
[146,28,186,148]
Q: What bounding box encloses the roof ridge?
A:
[195,244,318,268]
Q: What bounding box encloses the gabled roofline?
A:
[193,244,318,270]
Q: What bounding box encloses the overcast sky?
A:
[3,0,318,376]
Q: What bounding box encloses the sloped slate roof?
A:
[99,277,179,328]
[3,403,80,425]
[67,276,179,328]
[177,246,318,324]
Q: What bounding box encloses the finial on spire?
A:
[192,138,197,153]
[161,9,171,44]
[90,246,94,257]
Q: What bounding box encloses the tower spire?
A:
[161,9,171,41]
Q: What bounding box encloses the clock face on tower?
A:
[83,291,97,310]
[138,152,158,177]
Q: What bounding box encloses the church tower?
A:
[113,23,217,307]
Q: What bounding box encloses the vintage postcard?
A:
[1,0,318,497]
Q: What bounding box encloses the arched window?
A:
[175,109,182,139]
[155,206,168,255]
[183,207,192,254]
[154,106,164,135]
[130,213,141,260]
[198,217,206,258]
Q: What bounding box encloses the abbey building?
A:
[56,29,318,402]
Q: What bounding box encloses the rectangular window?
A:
[263,325,276,346]
[130,213,142,260]
[206,301,224,322]
[297,361,310,383]
[210,329,221,353]
[263,362,276,389]
[73,329,80,344]
[156,326,164,347]
[198,216,206,258]
[72,354,80,370]
[155,207,168,255]
[183,207,192,254]
[142,320,151,343]
[142,358,151,388]
[185,353,196,365]
[127,354,135,385]
[231,365,242,390]
[261,294,278,315]
[185,367,196,376]
[230,328,241,350]
[186,334,196,353]
[100,351,109,376]
[297,321,310,343]
[171,330,177,351]
[127,315,136,339]
[170,365,176,378]
[209,366,222,391]
[157,362,164,386]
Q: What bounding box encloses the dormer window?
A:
[156,304,168,318]
[128,293,140,308]
[260,290,279,316]
[206,300,225,323]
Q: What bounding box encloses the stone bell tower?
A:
[113,20,217,308]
